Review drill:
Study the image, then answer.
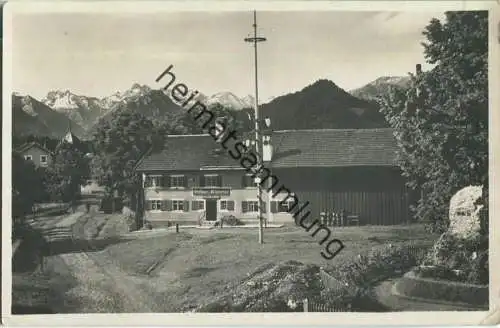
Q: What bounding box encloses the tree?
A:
[44,142,89,204]
[379,11,488,232]
[12,152,44,219]
[91,110,166,206]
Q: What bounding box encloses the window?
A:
[145,175,162,188]
[242,200,260,213]
[247,201,259,212]
[220,200,235,211]
[203,174,221,187]
[271,200,297,213]
[170,175,186,188]
[172,200,185,211]
[242,174,254,188]
[278,201,295,213]
[40,155,48,165]
[192,200,205,211]
[24,155,32,161]
[151,200,162,211]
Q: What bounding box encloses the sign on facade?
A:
[192,187,231,197]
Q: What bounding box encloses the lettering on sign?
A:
[192,187,231,197]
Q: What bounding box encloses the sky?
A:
[11,10,446,101]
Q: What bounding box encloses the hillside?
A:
[256,79,388,130]
[350,76,411,102]
[14,77,396,139]
[12,94,85,138]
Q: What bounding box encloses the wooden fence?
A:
[302,298,350,312]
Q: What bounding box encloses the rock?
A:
[448,185,483,239]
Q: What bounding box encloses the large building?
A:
[134,128,414,228]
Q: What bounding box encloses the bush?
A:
[221,215,244,226]
[422,232,488,285]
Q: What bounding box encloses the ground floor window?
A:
[151,200,162,211]
[172,200,185,211]
[242,200,259,213]
[192,200,205,211]
[219,200,235,211]
[278,201,296,213]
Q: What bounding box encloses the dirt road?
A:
[58,250,160,312]
[44,211,162,313]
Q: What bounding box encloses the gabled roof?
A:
[134,128,400,172]
[15,142,53,155]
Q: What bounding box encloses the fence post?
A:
[303,298,308,312]
[176,224,179,233]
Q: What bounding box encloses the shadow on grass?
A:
[44,237,132,256]
[183,267,216,279]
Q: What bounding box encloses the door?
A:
[205,199,217,221]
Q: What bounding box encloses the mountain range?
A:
[12,75,410,139]
[349,76,411,102]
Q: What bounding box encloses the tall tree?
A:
[44,142,89,204]
[379,11,488,232]
[12,152,44,219]
[91,110,165,204]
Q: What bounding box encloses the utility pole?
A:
[245,10,266,244]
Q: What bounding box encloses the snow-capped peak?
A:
[42,89,80,110]
[242,95,255,107]
[123,83,151,98]
[206,92,255,110]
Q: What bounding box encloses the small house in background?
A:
[15,142,53,168]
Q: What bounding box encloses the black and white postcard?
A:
[2,0,499,326]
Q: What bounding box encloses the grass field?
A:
[89,223,437,312]
[12,216,439,313]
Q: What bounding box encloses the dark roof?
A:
[134,128,400,172]
[15,142,53,155]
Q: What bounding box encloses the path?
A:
[58,250,159,312]
[374,279,484,311]
[49,211,162,313]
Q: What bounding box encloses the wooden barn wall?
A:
[271,166,412,225]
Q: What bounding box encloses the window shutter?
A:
[144,177,152,188]
[217,175,222,187]
[161,200,168,211]
[245,175,253,187]
[241,175,246,188]
[183,200,190,212]
[200,175,205,187]
[242,201,248,213]
[166,200,172,211]
[271,201,278,213]
[146,200,152,210]
[261,201,266,213]
[183,176,188,188]
[228,200,235,211]
[192,200,198,211]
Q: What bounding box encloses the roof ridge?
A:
[273,128,394,133]
[167,134,210,138]
[163,128,394,138]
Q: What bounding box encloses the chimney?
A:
[262,135,273,162]
[416,64,422,75]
